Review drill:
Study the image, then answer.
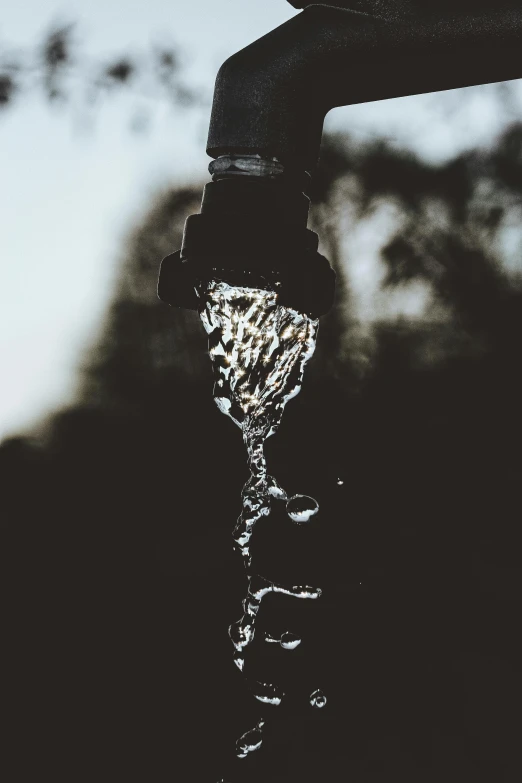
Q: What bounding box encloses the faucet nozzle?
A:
[158,155,336,318]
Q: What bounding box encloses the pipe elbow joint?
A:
[207,5,350,172]
[207,3,522,172]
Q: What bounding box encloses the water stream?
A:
[197,279,327,778]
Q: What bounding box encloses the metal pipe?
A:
[207,2,522,172]
[158,1,522,318]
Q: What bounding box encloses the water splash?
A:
[198,280,326,771]
[199,280,318,566]
[229,574,321,658]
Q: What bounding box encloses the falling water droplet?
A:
[264,632,279,644]
[252,680,284,705]
[280,631,301,650]
[236,721,265,758]
[264,631,301,649]
[309,689,327,709]
[286,494,319,524]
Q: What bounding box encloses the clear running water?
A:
[197,280,325,773]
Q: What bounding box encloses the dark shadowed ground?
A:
[2,129,522,782]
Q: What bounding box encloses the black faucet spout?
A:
[207,3,522,172]
[159,1,522,318]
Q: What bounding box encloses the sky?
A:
[1,0,522,441]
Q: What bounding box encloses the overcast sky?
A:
[1,0,522,440]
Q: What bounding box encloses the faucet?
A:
[158,0,522,318]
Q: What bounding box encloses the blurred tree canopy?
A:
[0,22,205,129]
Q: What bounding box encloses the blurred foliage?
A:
[0,22,206,128]
[41,22,72,101]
